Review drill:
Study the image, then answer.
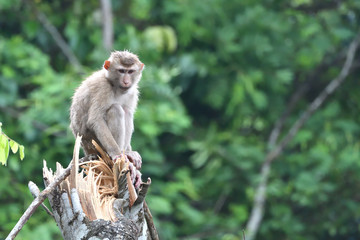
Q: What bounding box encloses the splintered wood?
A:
[43,137,137,222]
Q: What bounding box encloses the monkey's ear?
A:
[140,63,145,71]
[104,60,111,70]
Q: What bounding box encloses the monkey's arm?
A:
[123,106,142,170]
[124,108,134,152]
[87,106,121,159]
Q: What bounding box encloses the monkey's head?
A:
[104,51,144,91]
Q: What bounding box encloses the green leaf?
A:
[0,151,5,165]
[0,134,8,165]
[162,26,177,52]
[143,26,177,53]
[9,140,19,154]
[19,145,25,160]
[4,137,9,161]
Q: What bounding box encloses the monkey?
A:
[70,50,144,187]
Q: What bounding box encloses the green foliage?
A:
[0,123,25,165]
[143,26,177,53]
[1,0,360,239]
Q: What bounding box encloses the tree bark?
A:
[42,136,158,240]
[100,0,114,52]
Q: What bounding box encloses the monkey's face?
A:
[117,67,140,90]
[104,52,144,91]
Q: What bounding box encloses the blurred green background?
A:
[1,0,360,239]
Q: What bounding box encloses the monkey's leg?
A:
[81,136,100,157]
[106,104,126,150]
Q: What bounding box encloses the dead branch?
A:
[144,201,160,240]
[0,105,66,138]
[28,181,54,218]
[267,80,309,148]
[100,0,114,52]
[25,0,84,74]
[268,49,346,148]
[5,135,78,240]
[246,33,360,240]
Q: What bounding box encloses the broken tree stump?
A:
[42,136,158,240]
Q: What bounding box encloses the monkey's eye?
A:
[128,70,135,74]
[119,69,126,73]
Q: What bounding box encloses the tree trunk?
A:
[42,137,158,240]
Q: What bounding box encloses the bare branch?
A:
[100,0,114,52]
[268,49,345,148]
[0,105,66,137]
[267,81,309,148]
[268,34,360,165]
[144,201,160,240]
[6,162,73,240]
[213,189,228,214]
[245,162,270,240]
[6,136,81,240]
[28,181,54,218]
[292,0,343,14]
[246,33,360,240]
[26,0,84,74]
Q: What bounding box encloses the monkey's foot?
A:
[128,162,142,189]
[125,151,142,170]
[113,154,142,189]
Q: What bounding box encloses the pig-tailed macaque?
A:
[70,50,144,187]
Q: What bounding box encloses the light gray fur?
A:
[70,51,143,159]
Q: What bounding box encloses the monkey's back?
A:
[70,70,107,138]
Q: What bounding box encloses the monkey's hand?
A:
[125,151,142,170]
